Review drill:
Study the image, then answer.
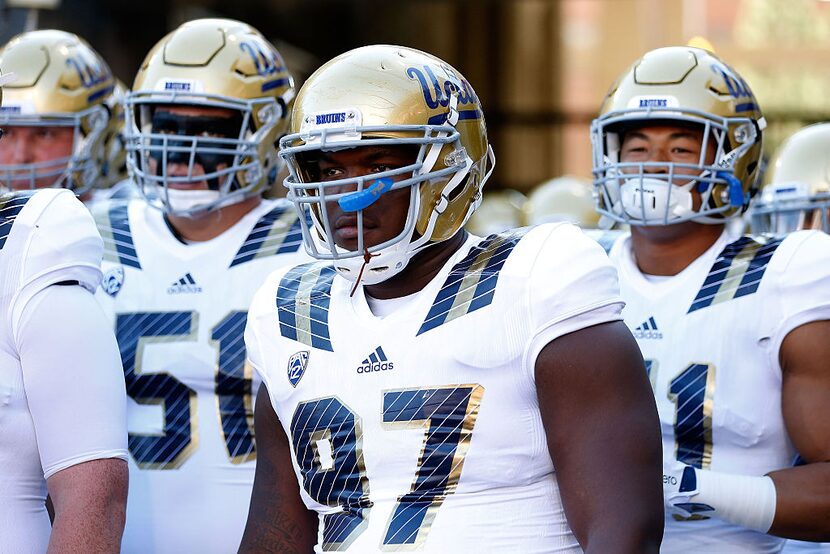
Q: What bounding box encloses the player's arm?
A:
[16,284,128,552]
[663,319,830,540]
[46,459,128,553]
[768,319,830,540]
[536,320,664,553]
[239,385,318,553]
[662,234,830,540]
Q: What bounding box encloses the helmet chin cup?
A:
[160,187,222,215]
[620,177,694,222]
[333,243,412,285]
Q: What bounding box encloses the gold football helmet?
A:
[524,175,600,228]
[125,18,295,215]
[750,123,830,233]
[100,79,128,188]
[0,30,113,195]
[280,44,494,284]
[466,189,526,236]
[591,46,765,226]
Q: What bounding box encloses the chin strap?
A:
[350,247,378,298]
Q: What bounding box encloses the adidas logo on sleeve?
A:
[356,346,394,374]
[167,272,203,295]
[633,316,663,340]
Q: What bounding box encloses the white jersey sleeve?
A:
[8,189,103,343]
[15,284,128,478]
[525,224,624,379]
[761,230,830,358]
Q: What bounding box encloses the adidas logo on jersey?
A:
[356,346,394,374]
[633,317,663,339]
[167,273,202,294]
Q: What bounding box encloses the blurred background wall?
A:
[2,0,830,194]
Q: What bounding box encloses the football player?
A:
[0,63,128,553]
[592,46,830,552]
[750,125,830,554]
[750,123,830,235]
[241,45,663,553]
[92,18,307,553]
[0,30,124,206]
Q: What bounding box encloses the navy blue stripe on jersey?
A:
[276,263,336,351]
[96,202,141,269]
[0,191,36,251]
[229,204,304,268]
[417,228,528,336]
[688,235,784,314]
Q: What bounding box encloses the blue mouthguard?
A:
[337,178,394,212]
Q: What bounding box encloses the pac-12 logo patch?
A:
[101,267,124,298]
[287,351,310,388]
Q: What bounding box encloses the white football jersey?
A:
[246,224,624,553]
[783,541,830,553]
[93,198,309,554]
[608,229,830,554]
[0,189,127,552]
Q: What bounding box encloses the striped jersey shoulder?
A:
[0,190,37,251]
[275,262,337,352]
[229,202,304,268]
[93,199,141,269]
[417,227,530,336]
[688,234,784,314]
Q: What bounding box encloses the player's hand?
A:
[662,460,713,519]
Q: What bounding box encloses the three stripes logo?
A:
[167,273,203,295]
[356,346,394,374]
[633,316,663,340]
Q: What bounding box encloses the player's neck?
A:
[165,196,262,243]
[363,231,468,300]
[630,222,725,276]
